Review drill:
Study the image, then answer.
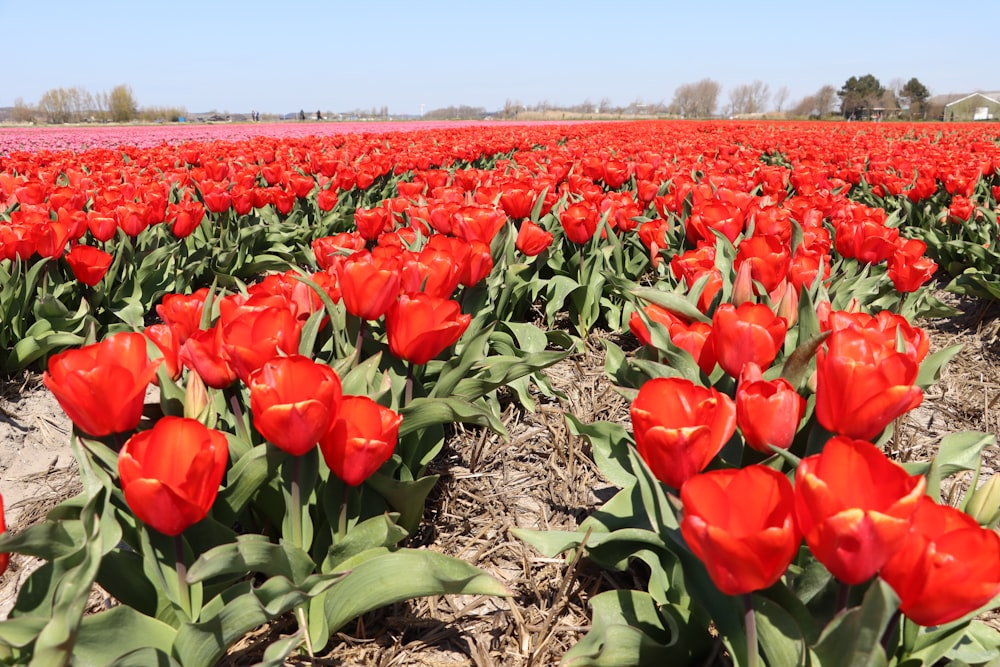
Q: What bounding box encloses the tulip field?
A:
[0,119,999,665]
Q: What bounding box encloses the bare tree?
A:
[728,80,770,116]
[813,85,837,118]
[598,97,613,113]
[38,87,73,123]
[773,86,790,112]
[11,97,35,123]
[670,78,721,118]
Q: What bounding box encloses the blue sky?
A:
[2,0,996,116]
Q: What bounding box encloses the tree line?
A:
[9,84,187,124]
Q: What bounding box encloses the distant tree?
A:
[814,85,837,118]
[838,74,885,118]
[598,97,613,113]
[728,80,770,116]
[108,84,138,123]
[773,85,790,112]
[38,87,73,123]
[11,97,35,123]
[900,77,931,118]
[671,78,721,118]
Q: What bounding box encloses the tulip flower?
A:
[44,332,161,438]
[888,238,938,293]
[681,465,801,595]
[179,325,238,390]
[220,305,302,384]
[815,326,922,440]
[515,220,554,256]
[711,302,787,378]
[65,244,112,286]
[338,250,402,321]
[118,417,229,536]
[320,395,403,486]
[156,288,210,345]
[145,324,181,381]
[880,496,1000,626]
[385,293,471,366]
[249,355,343,456]
[559,202,599,244]
[794,437,925,585]
[631,377,737,489]
[735,363,805,453]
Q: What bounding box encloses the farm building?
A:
[925,91,1000,121]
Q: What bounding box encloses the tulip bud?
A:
[774,281,799,328]
[732,261,755,306]
[184,371,212,423]
[965,475,1000,527]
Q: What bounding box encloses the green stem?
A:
[405,362,414,406]
[836,581,852,614]
[338,483,349,541]
[744,593,758,667]
[290,454,302,549]
[174,534,192,621]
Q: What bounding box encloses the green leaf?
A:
[71,607,177,667]
[109,647,181,667]
[916,344,963,388]
[322,513,408,570]
[945,620,1000,664]
[564,414,635,489]
[561,591,708,666]
[631,286,711,323]
[323,549,510,634]
[753,595,808,667]
[364,472,439,535]
[187,534,319,587]
[811,579,898,667]
[399,396,508,439]
[172,574,341,667]
[925,431,995,502]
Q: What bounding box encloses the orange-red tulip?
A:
[44,332,160,438]
[631,377,736,489]
[815,326,923,440]
[794,437,925,585]
[736,363,806,453]
[881,496,1000,626]
[65,244,112,286]
[681,465,801,595]
[385,293,471,365]
[249,355,342,456]
[221,305,302,384]
[338,250,402,321]
[118,416,229,536]
[559,202,599,245]
[711,302,787,378]
[515,220,554,256]
[320,395,403,486]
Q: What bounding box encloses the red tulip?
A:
[794,437,925,585]
[249,355,342,456]
[319,395,403,486]
[145,324,181,381]
[220,305,302,384]
[156,288,210,345]
[681,465,801,595]
[179,325,238,389]
[734,235,792,296]
[353,206,392,241]
[711,302,787,378]
[630,377,737,489]
[499,183,536,220]
[815,326,922,440]
[559,202,599,244]
[167,200,206,239]
[65,244,112,286]
[888,238,938,293]
[515,220,554,256]
[118,416,229,536]
[385,293,471,365]
[44,332,160,438]
[881,496,1000,626]
[338,250,402,321]
[735,363,806,453]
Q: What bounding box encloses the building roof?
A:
[927,91,1000,107]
